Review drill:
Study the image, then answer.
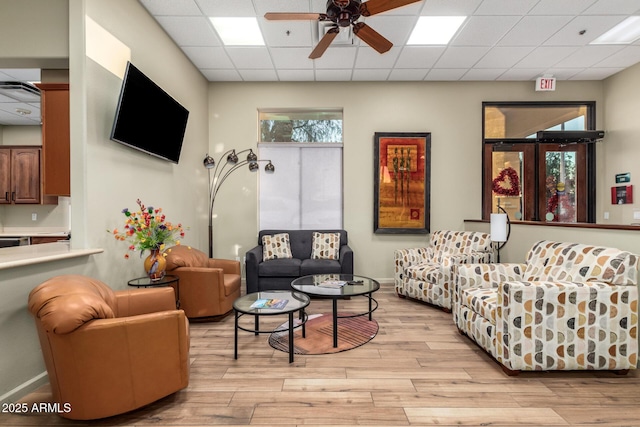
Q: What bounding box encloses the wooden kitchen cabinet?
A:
[36,83,70,196]
[0,147,41,204]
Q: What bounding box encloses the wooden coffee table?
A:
[290,274,380,348]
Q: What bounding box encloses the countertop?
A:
[0,242,102,270]
[0,227,70,237]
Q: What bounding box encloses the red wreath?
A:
[492,167,521,196]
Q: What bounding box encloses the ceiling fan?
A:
[265,0,422,59]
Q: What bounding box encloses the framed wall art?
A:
[374,132,431,234]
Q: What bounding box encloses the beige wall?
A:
[0,0,69,69]
[0,0,209,403]
[602,62,640,225]
[209,80,604,279]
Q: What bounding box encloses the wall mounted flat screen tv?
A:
[110,62,189,164]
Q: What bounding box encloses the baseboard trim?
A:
[0,371,48,404]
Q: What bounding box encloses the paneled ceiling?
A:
[139,0,640,82]
[0,68,41,126]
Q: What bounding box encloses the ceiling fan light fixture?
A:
[407,16,466,45]
[209,17,265,46]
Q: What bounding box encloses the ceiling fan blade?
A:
[352,22,393,54]
[309,27,340,59]
[264,12,324,21]
[360,0,422,17]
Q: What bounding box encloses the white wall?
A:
[208,80,604,280]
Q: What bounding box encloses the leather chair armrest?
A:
[340,244,354,274]
[245,245,263,294]
[208,258,241,275]
[114,287,176,317]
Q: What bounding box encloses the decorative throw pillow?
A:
[311,232,340,260]
[262,233,293,261]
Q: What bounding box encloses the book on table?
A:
[250,298,289,310]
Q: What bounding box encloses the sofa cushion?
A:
[262,233,293,261]
[301,258,342,275]
[523,240,639,285]
[259,258,301,277]
[311,232,340,260]
[460,287,498,325]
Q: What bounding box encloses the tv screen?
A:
[110,62,189,164]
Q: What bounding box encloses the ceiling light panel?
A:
[210,17,265,46]
[590,16,640,44]
[408,16,466,45]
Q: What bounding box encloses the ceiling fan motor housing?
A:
[327,0,362,27]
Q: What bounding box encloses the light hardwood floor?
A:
[5,283,640,426]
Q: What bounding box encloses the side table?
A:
[233,290,310,363]
[128,275,180,309]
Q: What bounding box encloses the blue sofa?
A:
[245,229,353,293]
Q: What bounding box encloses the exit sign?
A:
[535,77,556,91]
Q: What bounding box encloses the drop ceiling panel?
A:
[182,46,234,68]
[474,46,535,68]
[582,0,640,15]
[395,46,445,68]
[461,68,507,80]
[195,0,257,16]
[138,0,640,82]
[513,46,579,68]
[569,67,625,80]
[434,46,490,68]
[156,16,221,46]
[474,0,539,15]
[451,16,520,46]
[554,45,625,68]
[262,21,313,47]
[543,16,627,46]
[226,47,274,69]
[352,68,392,80]
[139,0,202,16]
[270,48,315,69]
[276,69,316,81]
[498,16,574,46]
[528,0,597,15]
[595,46,640,68]
[421,0,483,16]
[355,46,401,68]
[388,68,428,80]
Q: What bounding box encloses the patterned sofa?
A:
[394,230,494,311]
[455,240,639,375]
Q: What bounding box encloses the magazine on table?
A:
[250,298,289,310]
[316,279,347,288]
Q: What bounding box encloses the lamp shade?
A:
[490,213,508,242]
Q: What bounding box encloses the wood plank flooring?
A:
[5,283,640,426]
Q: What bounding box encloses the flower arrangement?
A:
[108,199,186,259]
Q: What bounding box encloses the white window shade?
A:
[259,144,342,230]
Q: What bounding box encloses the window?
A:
[258,109,343,229]
[483,102,595,223]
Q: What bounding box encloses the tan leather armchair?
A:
[164,245,241,318]
[28,275,189,420]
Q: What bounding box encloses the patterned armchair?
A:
[394,230,493,311]
[455,240,639,375]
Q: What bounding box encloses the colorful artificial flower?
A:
[107,199,187,258]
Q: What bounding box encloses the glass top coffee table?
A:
[290,274,380,348]
[233,290,310,363]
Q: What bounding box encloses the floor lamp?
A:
[490,204,511,263]
[203,149,275,258]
